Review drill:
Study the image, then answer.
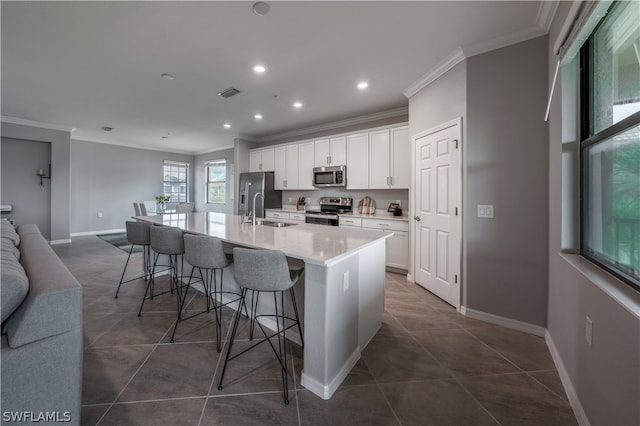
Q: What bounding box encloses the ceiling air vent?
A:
[218,87,241,98]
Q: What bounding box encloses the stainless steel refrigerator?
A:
[238,172,282,218]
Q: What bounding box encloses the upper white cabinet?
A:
[298,141,316,190]
[368,125,410,189]
[274,145,299,190]
[390,126,410,188]
[249,148,275,172]
[346,133,369,189]
[315,136,346,167]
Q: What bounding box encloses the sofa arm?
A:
[3,232,82,348]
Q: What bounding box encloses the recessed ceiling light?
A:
[252,2,270,16]
[101,126,113,132]
[293,102,303,108]
[253,65,266,74]
[357,81,369,90]
[161,73,175,81]
[254,114,263,120]
[223,123,231,129]
[161,136,168,139]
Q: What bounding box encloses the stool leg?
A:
[213,268,222,352]
[170,265,196,343]
[275,291,289,404]
[115,244,135,298]
[218,288,248,391]
[138,252,160,316]
[249,291,260,340]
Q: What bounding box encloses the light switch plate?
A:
[477,205,494,218]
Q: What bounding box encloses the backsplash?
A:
[280,189,408,212]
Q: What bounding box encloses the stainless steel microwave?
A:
[313,165,346,188]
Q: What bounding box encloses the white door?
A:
[413,120,461,308]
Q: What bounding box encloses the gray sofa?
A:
[1,222,82,425]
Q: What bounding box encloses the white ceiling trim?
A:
[402,48,466,99]
[195,144,235,156]
[71,134,195,155]
[255,106,409,143]
[537,1,560,33]
[403,17,552,100]
[1,116,75,133]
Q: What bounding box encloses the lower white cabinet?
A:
[340,217,409,270]
[265,210,306,223]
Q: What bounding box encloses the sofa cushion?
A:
[1,238,20,261]
[1,221,20,247]
[0,255,29,323]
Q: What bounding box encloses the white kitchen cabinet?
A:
[274,145,299,190]
[314,136,346,167]
[346,133,369,189]
[265,210,306,223]
[288,212,306,222]
[368,126,410,189]
[338,216,362,228]
[298,141,316,190]
[368,129,391,188]
[390,125,410,188]
[249,148,275,172]
[361,218,409,270]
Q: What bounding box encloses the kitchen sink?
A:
[256,220,297,227]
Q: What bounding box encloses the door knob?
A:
[414,216,421,221]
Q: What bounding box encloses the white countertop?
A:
[265,207,409,222]
[135,212,391,266]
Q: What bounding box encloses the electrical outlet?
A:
[343,272,349,291]
[288,197,293,203]
[585,316,593,345]
[477,205,494,218]
[97,212,103,218]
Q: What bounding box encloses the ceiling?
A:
[1,1,555,155]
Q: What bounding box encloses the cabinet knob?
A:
[414,216,421,222]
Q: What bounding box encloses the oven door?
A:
[305,213,339,226]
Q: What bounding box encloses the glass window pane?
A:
[206,160,226,204]
[590,1,640,135]
[583,124,640,284]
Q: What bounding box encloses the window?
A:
[163,161,189,203]
[206,160,226,204]
[581,0,640,289]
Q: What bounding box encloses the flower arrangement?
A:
[155,194,170,212]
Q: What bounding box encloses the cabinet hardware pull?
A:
[414,216,421,221]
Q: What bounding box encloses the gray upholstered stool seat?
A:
[138,225,185,317]
[115,221,151,298]
[217,248,304,404]
[170,234,243,346]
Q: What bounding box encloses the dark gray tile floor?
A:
[53,236,577,426]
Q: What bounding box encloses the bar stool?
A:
[115,221,151,298]
[217,248,304,404]
[171,234,243,347]
[138,225,184,317]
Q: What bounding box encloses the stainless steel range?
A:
[305,197,353,226]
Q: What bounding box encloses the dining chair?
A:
[133,202,141,216]
[139,202,148,216]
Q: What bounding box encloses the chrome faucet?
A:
[252,192,263,226]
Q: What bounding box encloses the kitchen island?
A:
[135,212,391,400]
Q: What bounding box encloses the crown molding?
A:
[537,0,560,33]
[462,24,547,58]
[255,107,409,143]
[195,144,235,156]
[71,134,196,155]
[1,116,75,133]
[403,48,466,99]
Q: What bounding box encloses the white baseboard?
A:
[301,347,360,400]
[460,306,546,337]
[49,238,72,245]
[70,228,126,237]
[545,331,590,426]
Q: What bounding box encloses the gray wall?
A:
[70,140,194,234]
[1,122,71,242]
[465,36,549,327]
[194,148,235,214]
[546,2,640,425]
[1,137,52,239]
